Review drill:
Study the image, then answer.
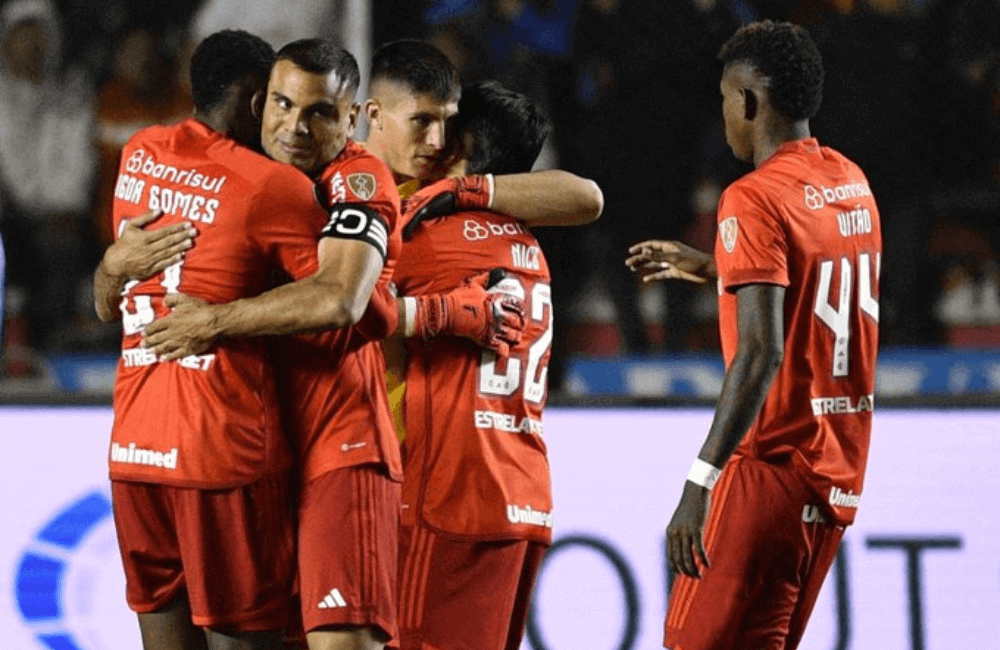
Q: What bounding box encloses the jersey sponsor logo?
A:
[347,172,377,201]
[511,243,541,271]
[110,442,179,469]
[474,409,543,435]
[803,181,872,211]
[464,219,489,241]
[328,172,347,204]
[837,207,873,237]
[123,150,227,194]
[719,216,738,253]
[463,218,528,242]
[121,347,216,371]
[810,393,875,416]
[506,504,553,528]
[125,148,145,173]
[828,486,862,509]
[340,441,368,452]
[317,588,348,609]
[802,504,827,523]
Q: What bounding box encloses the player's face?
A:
[262,59,359,176]
[720,64,754,163]
[368,83,458,180]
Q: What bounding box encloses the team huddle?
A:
[97,19,881,650]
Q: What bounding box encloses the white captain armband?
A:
[320,203,389,262]
[687,458,722,490]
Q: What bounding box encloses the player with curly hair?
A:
[628,20,881,650]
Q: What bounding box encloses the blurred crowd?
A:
[1,0,999,383]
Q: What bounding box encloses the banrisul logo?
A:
[16,490,138,649]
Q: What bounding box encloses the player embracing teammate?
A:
[98,28,600,650]
[629,20,881,650]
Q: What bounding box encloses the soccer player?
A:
[134,40,522,650]
[362,39,603,444]
[99,30,327,650]
[392,80,559,650]
[363,39,603,223]
[627,21,881,650]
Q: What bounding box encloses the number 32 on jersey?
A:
[479,276,552,405]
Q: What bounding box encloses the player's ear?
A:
[742,88,758,121]
[346,102,360,138]
[363,99,382,130]
[251,90,265,120]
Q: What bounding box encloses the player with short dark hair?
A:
[393,80,560,650]
[628,20,880,650]
[454,80,553,177]
[96,29,322,650]
[132,38,523,650]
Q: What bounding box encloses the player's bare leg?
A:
[204,629,284,650]
[137,595,209,650]
[306,626,387,650]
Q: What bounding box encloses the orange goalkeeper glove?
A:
[412,269,524,355]
[403,175,493,240]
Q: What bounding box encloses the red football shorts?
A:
[397,524,548,650]
[111,473,295,631]
[664,456,845,650]
[296,464,401,639]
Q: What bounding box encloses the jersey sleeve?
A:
[715,183,790,292]
[319,155,400,264]
[247,167,327,281]
[354,278,399,341]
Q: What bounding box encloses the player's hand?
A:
[402,176,492,240]
[625,240,714,284]
[104,209,196,280]
[666,481,712,579]
[414,270,526,355]
[141,293,219,360]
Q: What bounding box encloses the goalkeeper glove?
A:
[411,269,524,355]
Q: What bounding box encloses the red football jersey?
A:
[270,141,404,484]
[716,138,881,525]
[109,118,327,488]
[394,183,554,543]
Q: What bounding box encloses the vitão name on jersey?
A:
[506,504,553,528]
[475,409,543,435]
[803,181,872,210]
[110,442,178,469]
[828,486,861,509]
[837,207,873,237]
[811,393,874,416]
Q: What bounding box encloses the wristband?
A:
[485,173,495,209]
[402,296,418,338]
[687,458,722,490]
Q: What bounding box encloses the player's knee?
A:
[306,625,387,650]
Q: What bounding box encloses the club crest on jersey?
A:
[347,172,377,201]
[720,216,738,254]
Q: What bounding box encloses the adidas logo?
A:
[317,588,347,609]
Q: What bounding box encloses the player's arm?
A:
[354,269,524,355]
[625,240,717,284]
[666,283,785,579]
[93,210,196,322]
[491,170,603,225]
[404,171,603,230]
[142,231,385,359]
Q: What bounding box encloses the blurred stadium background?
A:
[0,0,997,649]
